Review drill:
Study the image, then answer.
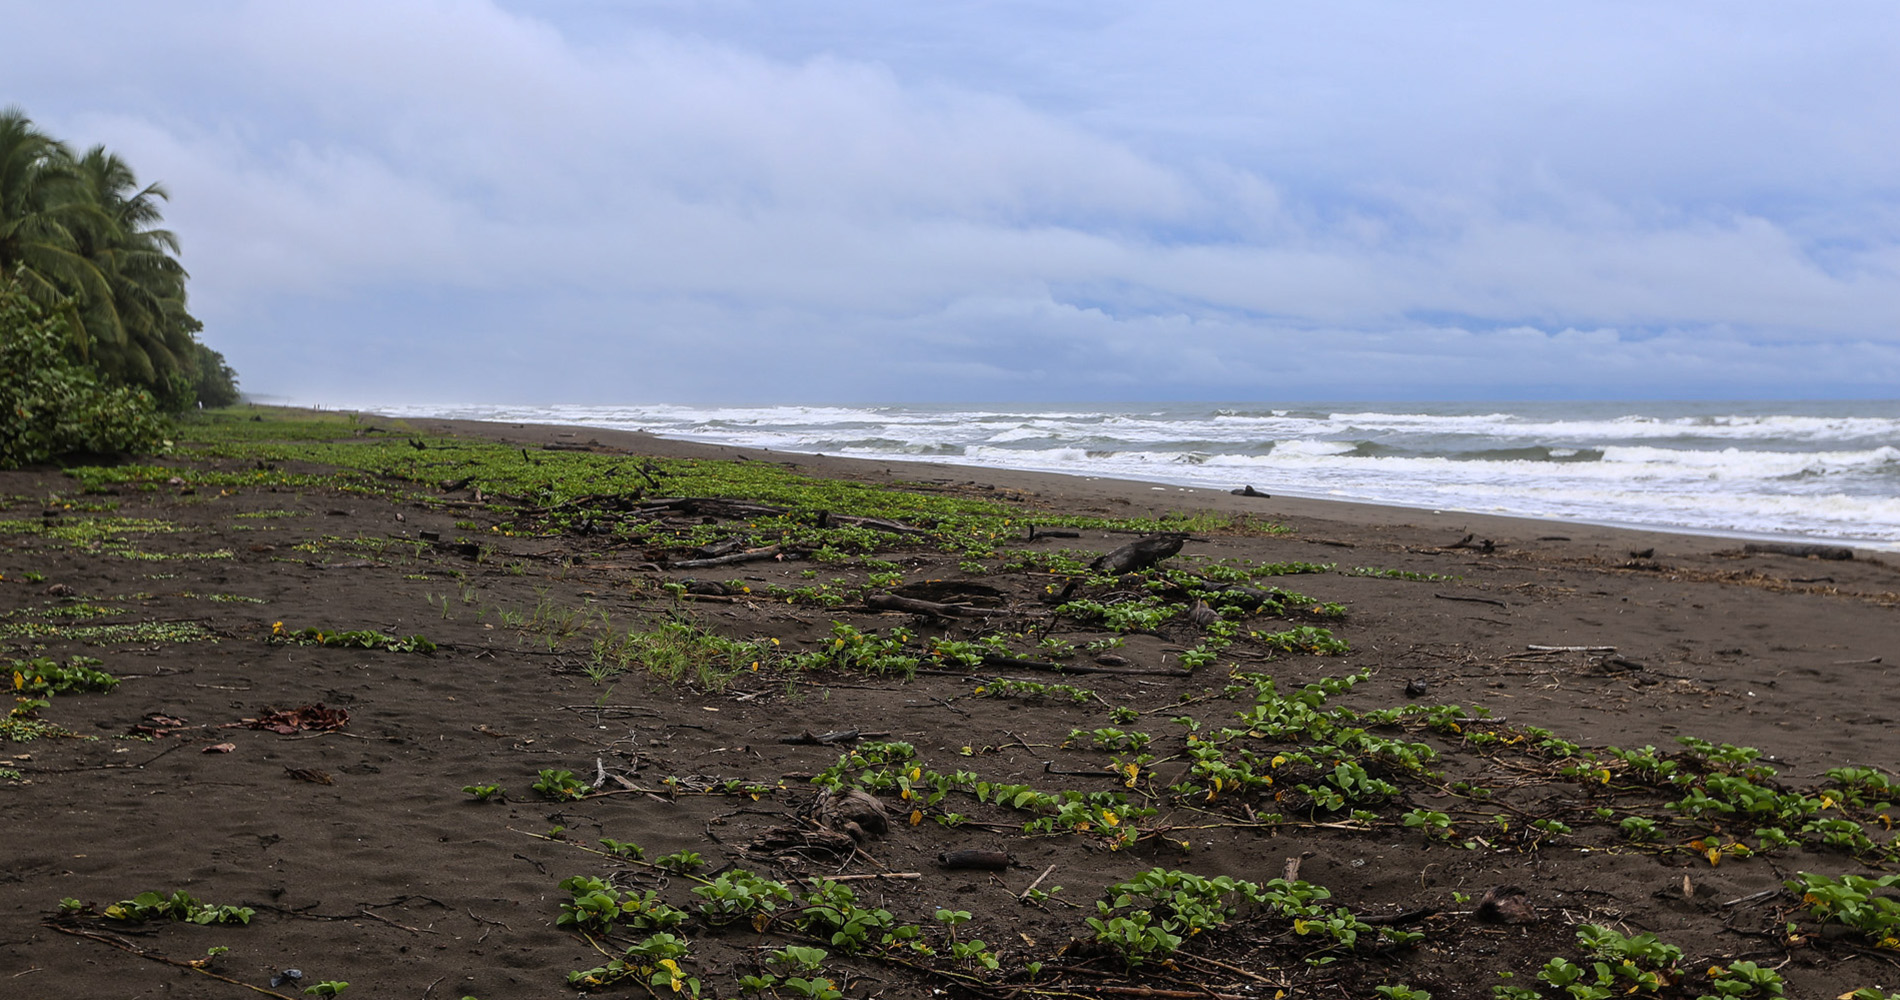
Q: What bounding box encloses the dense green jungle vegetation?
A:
[2,106,239,467]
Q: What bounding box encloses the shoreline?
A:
[357,399,1900,551]
[391,414,1894,558]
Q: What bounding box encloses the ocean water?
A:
[371,401,1900,548]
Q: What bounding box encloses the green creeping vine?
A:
[1089,868,1418,968]
[269,622,437,653]
[100,890,255,925]
[8,655,118,696]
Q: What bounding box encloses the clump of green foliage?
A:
[269,622,437,653]
[1,278,168,468]
[8,655,118,696]
[99,889,255,925]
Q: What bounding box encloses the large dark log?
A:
[1743,542,1853,561]
[1090,534,1185,574]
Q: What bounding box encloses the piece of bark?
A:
[1090,534,1185,574]
[1743,542,1853,560]
[1474,885,1537,924]
[806,788,889,842]
[747,825,858,857]
[938,849,1012,870]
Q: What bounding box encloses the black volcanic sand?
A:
[2,415,1898,999]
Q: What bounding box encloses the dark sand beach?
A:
[3,413,1897,999]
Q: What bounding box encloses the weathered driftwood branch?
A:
[1447,533,1496,553]
[980,653,1189,677]
[638,497,791,519]
[778,729,878,745]
[1744,541,1853,560]
[1090,534,1185,574]
[670,545,783,569]
[865,593,1008,618]
[827,513,930,535]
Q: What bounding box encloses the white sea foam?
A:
[371,401,1900,546]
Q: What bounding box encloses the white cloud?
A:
[5,0,1900,400]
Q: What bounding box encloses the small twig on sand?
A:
[358,908,432,935]
[1434,593,1508,609]
[1176,952,1287,985]
[44,922,299,999]
[1019,864,1058,901]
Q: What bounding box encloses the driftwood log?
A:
[865,593,1007,618]
[670,545,783,569]
[981,653,1189,678]
[1090,534,1185,574]
[1743,542,1853,561]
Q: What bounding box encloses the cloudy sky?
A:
[7,1,1899,403]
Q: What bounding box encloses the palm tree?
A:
[0,108,112,333]
[69,145,200,393]
[1,108,221,407]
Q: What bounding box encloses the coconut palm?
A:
[0,107,226,407]
[0,108,111,324]
[69,145,200,393]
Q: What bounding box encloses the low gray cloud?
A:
[5,0,1898,401]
